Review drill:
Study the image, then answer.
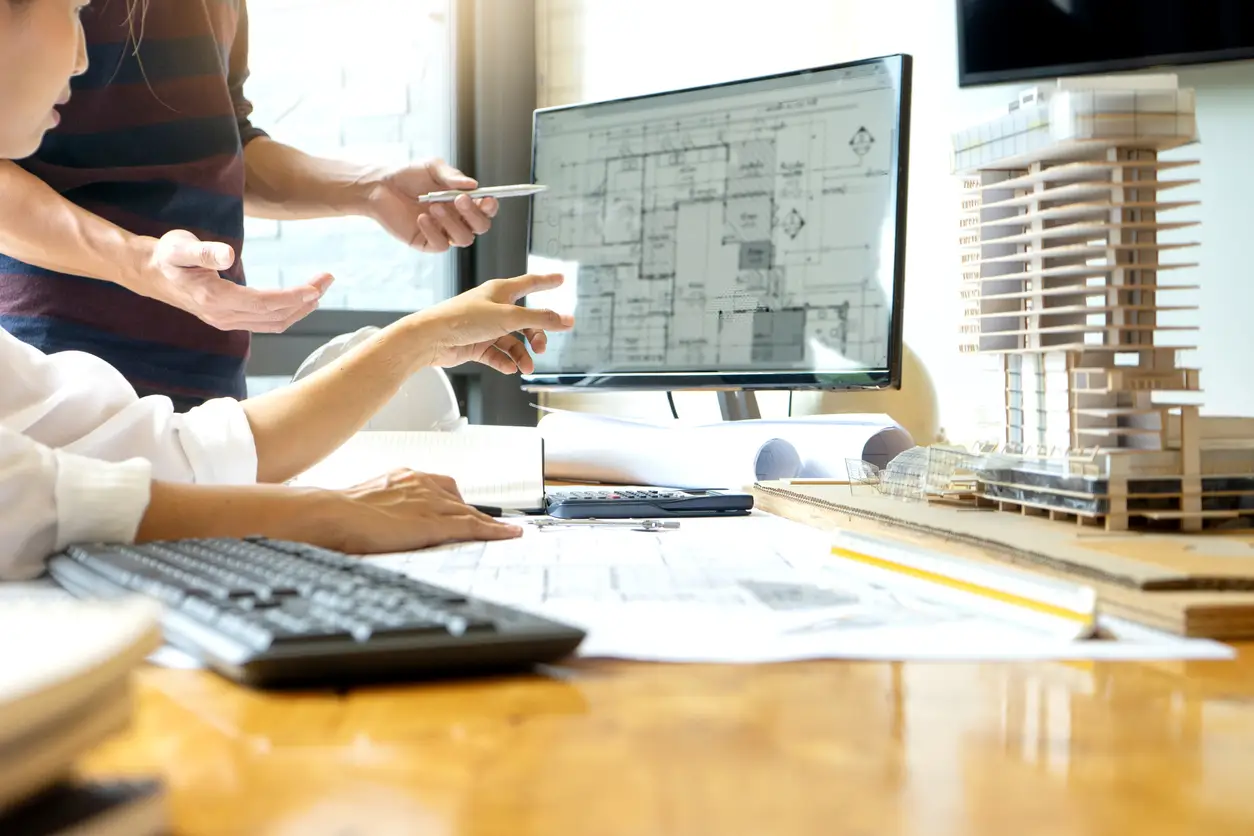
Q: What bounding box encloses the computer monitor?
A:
[521,54,912,418]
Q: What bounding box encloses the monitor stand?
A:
[717,390,761,422]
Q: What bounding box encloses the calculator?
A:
[543,487,754,519]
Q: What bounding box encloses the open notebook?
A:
[288,426,546,511]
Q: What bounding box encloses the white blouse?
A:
[0,327,258,580]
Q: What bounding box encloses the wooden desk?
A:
[85,648,1254,834]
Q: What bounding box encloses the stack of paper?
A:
[0,595,168,832]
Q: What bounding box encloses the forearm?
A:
[0,162,151,289]
[243,136,381,221]
[242,316,438,484]
[137,481,345,548]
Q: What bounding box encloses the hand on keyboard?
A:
[323,468,521,553]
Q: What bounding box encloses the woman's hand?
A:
[239,272,571,487]
[407,273,574,373]
[319,469,522,554]
[137,471,521,558]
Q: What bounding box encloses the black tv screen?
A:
[958,0,1254,86]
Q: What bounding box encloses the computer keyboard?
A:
[545,487,754,519]
[46,538,586,688]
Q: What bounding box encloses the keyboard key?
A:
[178,595,226,623]
[213,611,276,650]
[370,620,451,638]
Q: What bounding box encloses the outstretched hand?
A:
[141,230,332,332]
[413,273,574,374]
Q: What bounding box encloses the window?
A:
[242,0,457,391]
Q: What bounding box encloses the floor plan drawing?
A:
[529,68,901,375]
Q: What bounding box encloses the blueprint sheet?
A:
[367,514,1234,663]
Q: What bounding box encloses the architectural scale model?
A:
[941,77,1254,532]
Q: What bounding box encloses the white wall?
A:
[1169,62,1254,418]
[535,0,1254,442]
[243,0,455,310]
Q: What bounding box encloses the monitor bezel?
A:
[520,53,913,394]
[954,1,1254,87]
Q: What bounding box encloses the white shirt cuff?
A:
[53,452,153,549]
[177,397,259,485]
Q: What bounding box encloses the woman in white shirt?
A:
[0,0,574,580]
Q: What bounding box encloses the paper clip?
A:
[529,518,680,532]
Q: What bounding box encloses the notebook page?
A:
[288,426,546,510]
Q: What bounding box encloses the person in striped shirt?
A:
[0,0,576,579]
[0,0,498,410]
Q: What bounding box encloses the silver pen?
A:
[529,518,680,531]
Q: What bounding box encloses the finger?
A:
[441,501,504,525]
[304,272,335,296]
[189,274,323,316]
[215,295,326,332]
[414,213,449,253]
[477,344,521,375]
[208,291,323,325]
[258,274,332,328]
[501,272,565,302]
[493,334,534,374]
[415,496,497,521]
[476,196,499,218]
[451,194,493,235]
[429,203,476,248]
[430,158,477,190]
[241,287,326,332]
[165,236,236,272]
[446,515,524,543]
[522,328,547,354]
[271,296,323,332]
[195,305,310,332]
[230,316,313,335]
[509,307,575,334]
[420,472,464,502]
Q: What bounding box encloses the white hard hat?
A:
[292,327,465,432]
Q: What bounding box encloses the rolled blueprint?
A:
[538,410,801,489]
[537,409,914,487]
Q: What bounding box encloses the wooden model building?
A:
[949,77,1254,532]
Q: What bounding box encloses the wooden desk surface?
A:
[85,648,1254,835]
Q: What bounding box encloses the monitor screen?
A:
[958,0,1254,87]
[521,54,912,392]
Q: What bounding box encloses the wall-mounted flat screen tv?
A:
[958,0,1254,87]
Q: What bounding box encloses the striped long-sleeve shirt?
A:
[0,0,264,411]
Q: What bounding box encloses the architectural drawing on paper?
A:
[529,76,899,373]
[943,77,1254,532]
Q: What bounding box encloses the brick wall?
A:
[241,0,455,311]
